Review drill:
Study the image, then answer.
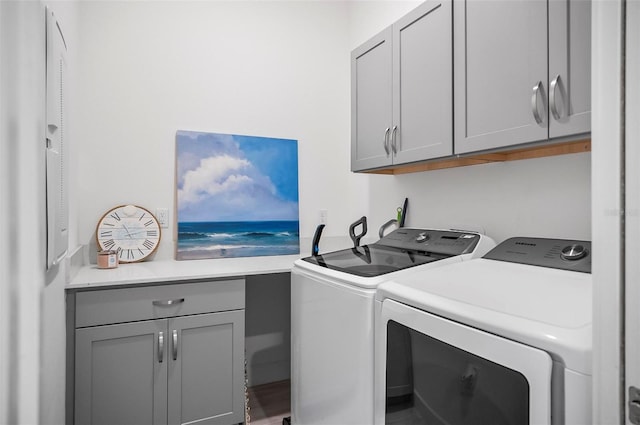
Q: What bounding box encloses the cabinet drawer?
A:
[75,279,245,328]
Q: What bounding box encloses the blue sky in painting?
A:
[176,131,299,223]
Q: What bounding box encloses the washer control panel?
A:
[378,228,480,256]
[483,237,591,273]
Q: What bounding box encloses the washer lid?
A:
[302,244,449,277]
[302,228,484,278]
[376,258,592,374]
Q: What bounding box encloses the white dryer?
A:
[291,228,495,424]
[374,237,592,425]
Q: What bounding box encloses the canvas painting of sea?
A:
[175,130,300,260]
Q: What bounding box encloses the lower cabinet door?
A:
[167,311,246,425]
[75,319,168,425]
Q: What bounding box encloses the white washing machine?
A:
[291,228,496,424]
[374,237,592,425]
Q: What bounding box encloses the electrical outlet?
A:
[156,208,169,228]
[320,209,328,225]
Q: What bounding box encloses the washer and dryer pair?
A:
[291,231,592,425]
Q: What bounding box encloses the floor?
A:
[247,380,291,425]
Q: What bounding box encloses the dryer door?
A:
[375,299,553,425]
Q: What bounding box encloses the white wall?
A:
[75,0,591,258]
[0,2,48,423]
[75,0,365,260]
[366,153,591,243]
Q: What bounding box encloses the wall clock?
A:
[95,204,161,263]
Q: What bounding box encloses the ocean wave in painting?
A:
[177,221,300,260]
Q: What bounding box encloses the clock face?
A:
[96,204,162,263]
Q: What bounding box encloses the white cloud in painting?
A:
[178,155,252,205]
[177,150,297,222]
[176,130,299,223]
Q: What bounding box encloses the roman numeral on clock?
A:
[100,230,113,238]
[147,230,158,237]
[109,212,121,221]
[103,239,115,250]
[143,239,155,250]
[144,220,154,227]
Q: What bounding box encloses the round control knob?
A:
[415,232,429,243]
[561,244,587,261]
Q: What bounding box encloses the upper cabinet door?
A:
[454,0,549,154]
[548,0,591,138]
[392,0,453,164]
[351,27,393,171]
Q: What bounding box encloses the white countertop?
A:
[67,236,356,289]
[67,254,301,289]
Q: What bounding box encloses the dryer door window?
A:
[377,299,553,425]
[386,320,529,424]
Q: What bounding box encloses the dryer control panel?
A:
[483,237,592,273]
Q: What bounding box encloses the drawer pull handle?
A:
[152,298,185,307]
[172,330,178,361]
[158,331,164,363]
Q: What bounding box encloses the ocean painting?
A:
[176,130,299,260]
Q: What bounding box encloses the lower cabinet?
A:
[72,280,246,425]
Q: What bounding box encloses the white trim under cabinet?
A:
[351,0,452,171]
[71,279,246,425]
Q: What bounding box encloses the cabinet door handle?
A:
[152,298,185,307]
[383,127,391,155]
[172,329,178,361]
[549,75,562,121]
[158,331,164,363]
[391,126,398,154]
[531,81,545,125]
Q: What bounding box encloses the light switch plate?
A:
[156,208,169,228]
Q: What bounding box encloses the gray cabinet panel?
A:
[455,0,549,153]
[351,1,453,171]
[351,27,393,171]
[75,320,167,425]
[76,279,245,327]
[73,279,246,425]
[168,311,245,425]
[548,0,591,138]
[393,0,452,164]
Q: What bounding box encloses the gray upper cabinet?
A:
[454,0,591,154]
[351,0,452,171]
[351,27,393,171]
[548,0,591,138]
[454,0,548,153]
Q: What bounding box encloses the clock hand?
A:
[122,224,133,238]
